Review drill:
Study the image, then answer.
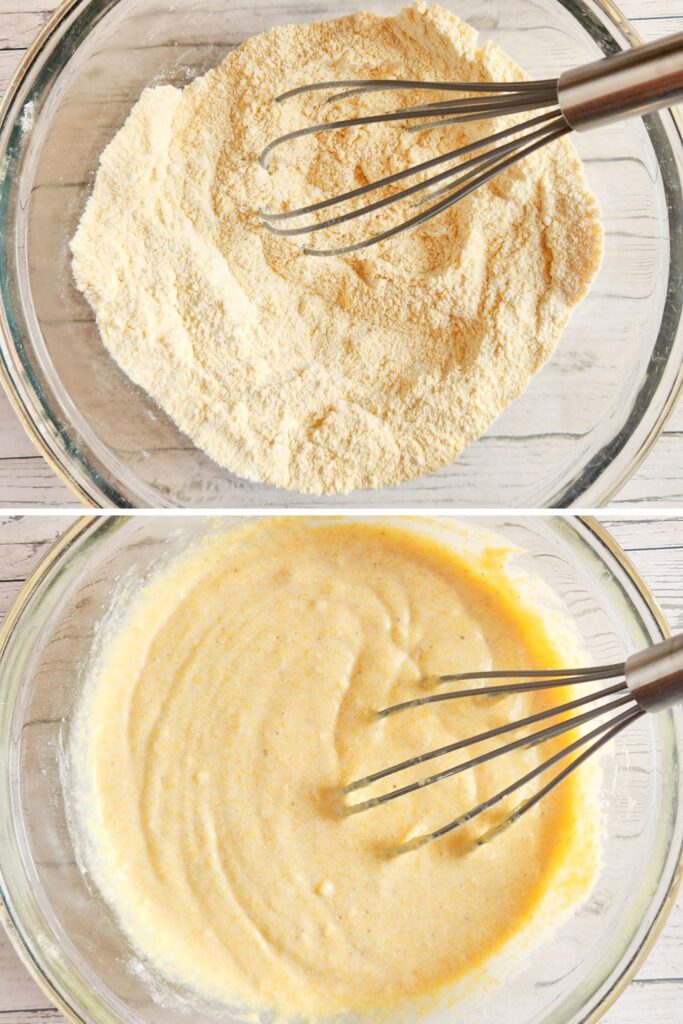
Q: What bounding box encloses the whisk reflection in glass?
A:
[339,634,683,854]
[259,32,683,255]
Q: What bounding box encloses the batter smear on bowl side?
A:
[68,519,600,1019]
[70,2,603,495]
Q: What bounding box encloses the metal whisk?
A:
[340,634,683,854]
[260,32,683,256]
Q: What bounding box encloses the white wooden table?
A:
[0,514,681,1021]
[0,0,682,508]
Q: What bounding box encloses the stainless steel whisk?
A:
[340,634,683,854]
[260,32,683,256]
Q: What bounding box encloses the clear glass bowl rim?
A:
[0,0,682,507]
[0,513,681,1024]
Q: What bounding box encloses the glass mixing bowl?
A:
[0,515,681,1024]
[0,0,682,507]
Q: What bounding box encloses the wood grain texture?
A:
[0,514,681,1020]
[0,0,682,507]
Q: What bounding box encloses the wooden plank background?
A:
[0,513,681,1020]
[0,0,682,507]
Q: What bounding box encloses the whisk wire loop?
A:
[262,116,566,240]
[260,109,561,227]
[400,705,644,854]
[259,75,569,251]
[303,123,570,256]
[344,683,630,811]
[259,76,566,252]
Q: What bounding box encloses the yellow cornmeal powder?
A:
[69,519,600,1020]
[70,2,603,495]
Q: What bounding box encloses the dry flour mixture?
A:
[71,2,603,495]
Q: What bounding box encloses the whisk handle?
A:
[558,31,683,131]
[626,633,683,713]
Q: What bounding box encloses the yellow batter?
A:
[69,519,599,1018]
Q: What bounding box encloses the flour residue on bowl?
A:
[69,2,603,495]
[68,518,601,1020]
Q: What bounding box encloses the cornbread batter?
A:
[70,3,603,495]
[69,520,599,1017]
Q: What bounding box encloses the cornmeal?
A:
[69,519,600,1019]
[70,2,602,495]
